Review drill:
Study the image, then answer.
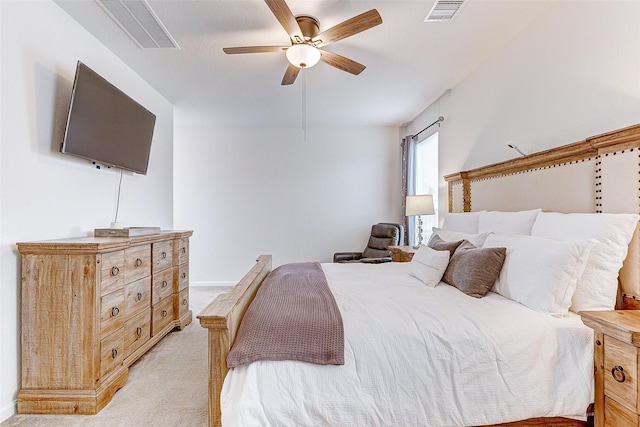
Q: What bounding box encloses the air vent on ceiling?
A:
[96,0,179,49]
[424,0,465,22]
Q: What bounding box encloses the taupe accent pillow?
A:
[442,240,506,298]
[427,234,464,258]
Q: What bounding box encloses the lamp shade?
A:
[406,195,435,216]
[286,44,321,68]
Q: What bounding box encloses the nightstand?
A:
[581,310,640,426]
[388,245,418,262]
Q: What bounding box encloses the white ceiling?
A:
[54,0,556,128]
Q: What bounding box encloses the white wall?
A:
[173,126,402,283]
[0,0,174,420]
[406,0,640,219]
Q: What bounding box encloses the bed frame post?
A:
[444,171,470,212]
[198,255,273,427]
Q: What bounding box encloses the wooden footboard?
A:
[197,255,272,427]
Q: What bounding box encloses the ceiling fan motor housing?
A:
[295,15,319,41]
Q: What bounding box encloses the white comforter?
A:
[221,262,594,427]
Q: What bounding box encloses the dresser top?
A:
[17,230,193,254]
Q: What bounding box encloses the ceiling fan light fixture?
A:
[286,44,321,68]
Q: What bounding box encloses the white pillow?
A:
[431,227,491,247]
[531,212,639,312]
[478,209,541,235]
[410,246,450,287]
[483,234,594,316]
[441,211,484,234]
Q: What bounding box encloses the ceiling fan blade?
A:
[312,9,382,48]
[281,63,300,85]
[264,0,303,42]
[319,50,366,75]
[223,46,287,54]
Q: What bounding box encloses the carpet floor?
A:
[2,286,230,427]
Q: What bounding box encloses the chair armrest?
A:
[360,257,393,264]
[333,252,363,263]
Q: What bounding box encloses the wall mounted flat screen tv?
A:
[61,61,156,175]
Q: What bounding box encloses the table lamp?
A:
[405,195,435,248]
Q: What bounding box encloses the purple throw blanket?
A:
[227,262,344,368]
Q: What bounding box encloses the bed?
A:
[198,123,640,427]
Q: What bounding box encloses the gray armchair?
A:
[333,223,404,263]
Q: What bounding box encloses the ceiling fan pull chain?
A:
[302,72,307,143]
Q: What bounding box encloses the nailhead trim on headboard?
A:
[595,155,602,213]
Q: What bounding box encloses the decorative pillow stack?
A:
[432,209,640,315]
[410,234,506,298]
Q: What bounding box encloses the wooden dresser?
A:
[17,230,193,415]
[581,310,640,426]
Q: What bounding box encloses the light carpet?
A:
[2,286,230,427]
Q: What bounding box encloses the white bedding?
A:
[221,262,594,427]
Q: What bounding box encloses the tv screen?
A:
[61,61,156,175]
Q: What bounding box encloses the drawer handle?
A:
[136,327,143,338]
[111,348,118,359]
[162,252,167,259]
[111,266,120,277]
[111,306,120,317]
[612,365,626,383]
[182,298,188,306]
[136,292,143,301]
[135,258,143,267]
[181,272,187,279]
[162,309,168,318]
[162,280,168,288]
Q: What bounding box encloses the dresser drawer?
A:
[176,238,189,265]
[100,289,124,339]
[606,396,640,426]
[124,276,151,318]
[152,297,174,336]
[123,308,151,358]
[124,244,151,282]
[176,288,189,318]
[100,328,124,380]
[152,268,174,303]
[605,336,639,412]
[100,250,125,295]
[176,263,189,292]
[152,241,173,273]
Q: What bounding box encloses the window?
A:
[412,132,438,244]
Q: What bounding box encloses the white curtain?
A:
[401,135,417,246]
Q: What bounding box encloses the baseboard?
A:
[0,399,16,423]
[190,281,237,287]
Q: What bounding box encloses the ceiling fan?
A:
[223,0,382,85]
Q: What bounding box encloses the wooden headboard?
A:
[444,123,640,307]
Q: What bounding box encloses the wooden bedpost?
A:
[444,171,470,212]
[197,255,272,427]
